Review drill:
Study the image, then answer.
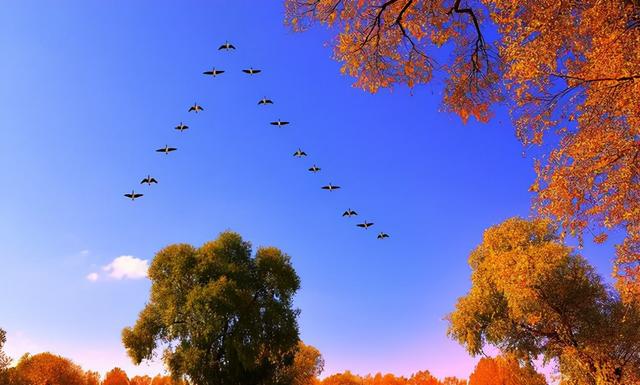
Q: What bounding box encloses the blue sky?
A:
[0,0,618,380]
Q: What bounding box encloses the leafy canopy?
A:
[447,217,640,385]
[122,231,302,385]
[285,0,640,299]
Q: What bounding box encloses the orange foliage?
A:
[468,356,546,385]
[285,0,640,300]
[103,368,129,385]
[320,370,465,385]
[12,353,87,385]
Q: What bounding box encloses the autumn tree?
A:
[0,329,10,373]
[468,355,546,385]
[321,371,363,385]
[285,0,640,299]
[103,368,129,385]
[85,371,101,385]
[447,217,640,385]
[122,231,302,385]
[10,353,86,385]
[278,342,324,385]
[129,376,151,385]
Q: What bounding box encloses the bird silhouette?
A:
[174,122,189,132]
[203,68,225,77]
[308,165,321,173]
[140,175,158,185]
[242,68,261,75]
[124,190,143,201]
[270,119,290,127]
[356,221,374,229]
[188,103,204,113]
[293,148,307,158]
[156,145,177,154]
[342,209,358,217]
[258,97,274,105]
[218,41,236,50]
[377,232,390,239]
[321,183,341,191]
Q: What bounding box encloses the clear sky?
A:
[0,0,618,380]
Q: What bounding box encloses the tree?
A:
[321,371,363,385]
[103,368,129,385]
[11,353,86,385]
[468,355,546,385]
[285,0,640,299]
[447,217,640,385]
[279,342,324,385]
[129,376,151,385]
[85,371,101,385]
[0,329,10,372]
[122,231,302,385]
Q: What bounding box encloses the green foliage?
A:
[122,231,302,385]
[447,217,640,385]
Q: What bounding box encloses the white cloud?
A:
[102,255,149,280]
[85,255,149,282]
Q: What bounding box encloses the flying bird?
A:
[377,232,390,239]
[242,68,261,75]
[188,103,204,113]
[308,165,321,173]
[321,183,341,191]
[140,175,158,185]
[203,68,224,77]
[174,122,189,132]
[342,209,358,217]
[270,119,290,127]
[258,97,273,105]
[124,190,143,201]
[293,148,307,158]
[356,221,374,229]
[218,41,235,50]
[156,145,177,154]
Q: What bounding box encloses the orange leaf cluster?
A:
[285,0,640,299]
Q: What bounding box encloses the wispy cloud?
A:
[86,255,149,282]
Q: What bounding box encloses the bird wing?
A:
[133,194,143,198]
[124,194,133,198]
[242,70,251,73]
[188,107,195,112]
[332,185,340,189]
[266,100,273,104]
[150,178,158,183]
[342,211,349,216]
[196,106,203,111]
[229,45,235,49]
[300,152,307,156]
[270,122,279,125]
[253,69,261,73]
[203,71,213,75]
[281,121,290,125]
[322,186,330,190]
[155,148,165,152]
[215,70,224,74]
[140,178,148,184]
[357,223,366,228]
[167,147,177,152]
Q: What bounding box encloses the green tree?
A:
[122,231,302,385]
[447,218,640,385]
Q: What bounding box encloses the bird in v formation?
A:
[123,41,389,239]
